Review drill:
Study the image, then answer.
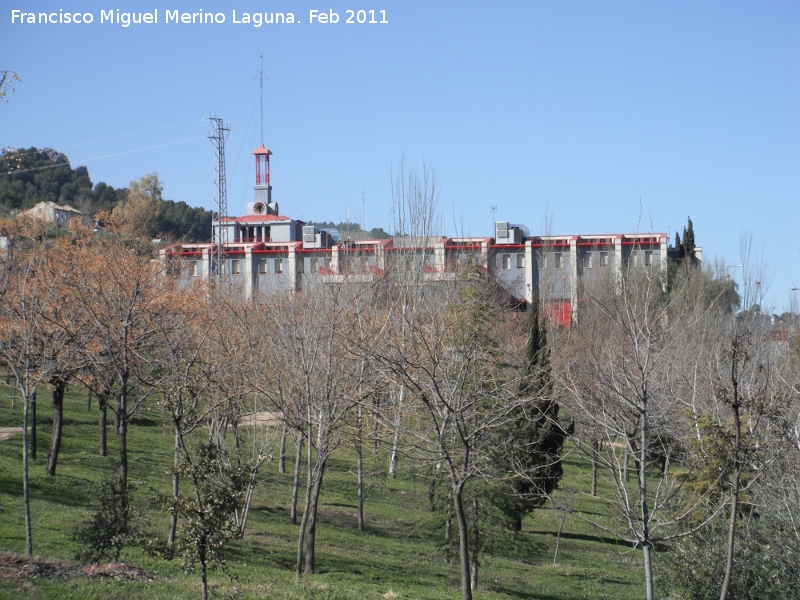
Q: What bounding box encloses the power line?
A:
[0,136,207,177]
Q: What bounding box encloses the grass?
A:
[0,385,646,599]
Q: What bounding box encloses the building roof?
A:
[21,201,83,216]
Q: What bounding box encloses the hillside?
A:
[0,384,643,600]
[0,147,212,242]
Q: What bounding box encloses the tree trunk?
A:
[304,460,327,574]
[720,400,742,600]
[168,423,180,553]
[356,404,364,532]
[428,469,437,512]
[291,432,304,525]
[591,439,600,496]
[470,491,479,592]
[200,543,209,600]
[279,423,287,474]
[45,380,66,476]
[98,394,107,457]
[295,423,314,577]
[643,542,654,600]
[118,386,129,512]
[22,394,33,556]
[452,484,473,600]
[30,390,37,460]
[623,442,629,483]
[86,387,93,411]
[239,468,258,536]
[372,394,382,453]
[661,446,672,476]
[639,408,654,600]
[444,487,453,556]
[388,385,405,478]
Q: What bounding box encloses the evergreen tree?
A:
[682,216,696,263]
[489,296,567,531]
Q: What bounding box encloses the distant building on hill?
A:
[21,201,83,224]
[162,144,701,326]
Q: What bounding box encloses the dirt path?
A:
[0,553,153,583]
[238,412,281,427]
[0,427,22,442]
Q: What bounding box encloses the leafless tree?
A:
[556,253,734,600]
[0,218,82,555]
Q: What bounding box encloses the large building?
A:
[163,145,698,325]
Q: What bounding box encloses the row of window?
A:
[499,250,653,271]
[190,249,656,277]
[189,257,335,277]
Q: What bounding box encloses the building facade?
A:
[163,145,696,325]
[21,201,83,224]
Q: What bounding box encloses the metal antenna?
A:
[259,51,264,146]
[208,116,230,280]
[490,205,497,222]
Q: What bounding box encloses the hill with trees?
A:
[0,147,212,242]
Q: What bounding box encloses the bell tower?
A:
[252,51,277,215]
[253,143,273,206]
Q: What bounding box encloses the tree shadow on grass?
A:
[528,529,633,549]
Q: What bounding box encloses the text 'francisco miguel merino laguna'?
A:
[10,9,389,27]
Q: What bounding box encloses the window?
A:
[258,258,268,274]
[275,259,283,274]
[231,259,240,275]
[323,257,332,271]
[189,261,198,277]
[310,258,318,273]
[631,251,638,267]
[584,252,592,269]
[516,254,525,269]
[555,252,563,269]
[502,254,511,270]
[297,258,304,274]
[600,251,609,267]
[539,254,547,270]
[644,250,653,267]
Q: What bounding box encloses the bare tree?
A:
[0,218,80,555]
[248,284,363,576]
[556,254,732,600]
[70,226,175,515]
[371,267,534,600]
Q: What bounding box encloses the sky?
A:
[2,1,799,312]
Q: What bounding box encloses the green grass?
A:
[0,386,645,599]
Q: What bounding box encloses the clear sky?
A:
[2,1,798,312]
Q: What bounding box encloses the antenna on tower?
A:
[208,116,230,280]
[258,50,266,146]
[490,205,497,222]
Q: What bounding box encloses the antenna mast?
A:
[208,116,230,280]
[259,51,265,146]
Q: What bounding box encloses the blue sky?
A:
[2,1,799,311]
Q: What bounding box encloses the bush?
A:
[74,476,147,563]
[657,510,800,600]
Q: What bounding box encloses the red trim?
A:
[444,244,482,250]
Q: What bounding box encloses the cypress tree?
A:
[490,296,567,531]
[682,217,696,263]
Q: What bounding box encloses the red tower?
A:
[253,143,272,186]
